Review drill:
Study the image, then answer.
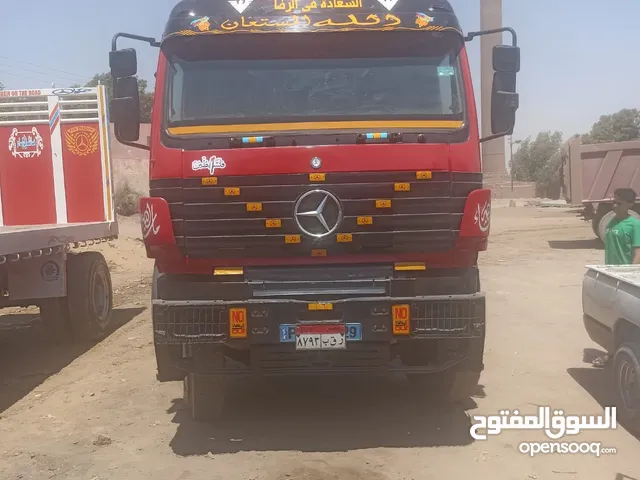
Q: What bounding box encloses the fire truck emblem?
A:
[65,126,99,156]
[474,201,491,233]
[8,127,44,158]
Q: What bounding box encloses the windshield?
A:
[164,31,465,132]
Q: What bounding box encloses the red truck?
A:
[0,86,117,341]
[109,0,520,420]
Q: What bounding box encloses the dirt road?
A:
[1,206,638,480]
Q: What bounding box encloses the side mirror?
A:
[493,45,520,73]
[109,48,138,79]
[111,77,140,142]
[490,71,519,135]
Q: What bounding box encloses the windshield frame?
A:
[160,31,470,144]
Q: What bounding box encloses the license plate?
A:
[295,324,346,351]
[280,323,362,344]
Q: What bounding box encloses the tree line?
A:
[511,108,640,198]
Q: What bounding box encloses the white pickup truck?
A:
[582,265,640,432]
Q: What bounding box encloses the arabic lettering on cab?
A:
[469,407,617,441]
[275,0,364,12]
[220,13,400,30]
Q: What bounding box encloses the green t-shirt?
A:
[604,215,640,265]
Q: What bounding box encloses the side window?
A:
[169,62,184,122]
[436,57,457,115]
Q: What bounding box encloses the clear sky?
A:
[1,0,638,141]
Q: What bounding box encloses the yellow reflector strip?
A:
[309,173,326,182]
[214,267,244,276]
[376,199,392,208]
[266,219,282,228]
[308,303,333,311]
[416,171,433,180]
[168,120,464,136]
[357,216,373,225]
[394,262,426,271]
[392,304,411,335]
[224,187,240,196]
[229,308,248,338]
[285,235,301,244]
[337,233,352,243]
[311,249,327,257]
[394,182,411,192]
[246,202,262,212]
[201,177,218,186]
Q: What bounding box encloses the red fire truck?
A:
[109,0,520,420]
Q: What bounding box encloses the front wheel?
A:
[612,343,640,433]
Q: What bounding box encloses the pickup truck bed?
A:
[583,265,640,354]
[586,265,640,288]
[582,264,640,432]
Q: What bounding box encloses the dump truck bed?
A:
[0,221,117,258]
[561,137,640,206]
[0,87,118,259]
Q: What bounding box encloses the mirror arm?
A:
[115,134,150,151]
[465,27,517,47]
[112,32,160,51]
[480,132,509,143]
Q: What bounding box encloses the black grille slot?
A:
[154,304,228,344]
[151,171,481,259]
[251,344,391,372]
[411,299,484,339]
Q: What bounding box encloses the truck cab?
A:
[108,0,520,421]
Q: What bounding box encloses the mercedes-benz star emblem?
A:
[310,157,322,169]
[293,189,343,238]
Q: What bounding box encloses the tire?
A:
[66,252,113,342]
[612,342,640,433]
[39,297,72,344]
[598,210,640,242]
[591,217,602,239]
[184,373,225,422]
[408,369,480,404]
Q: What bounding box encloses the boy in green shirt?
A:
[604,188,640,265]
[592,188,640,368]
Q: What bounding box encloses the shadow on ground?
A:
[548,239,603,250]
[568,348,640,441]
[169,375,480,455]
[0,306,145,413]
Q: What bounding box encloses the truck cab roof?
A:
[163,0,461,41]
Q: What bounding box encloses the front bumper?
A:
[153,293,486,377]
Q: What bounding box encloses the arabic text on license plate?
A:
[295,324,346,350]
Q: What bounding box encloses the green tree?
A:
[581,109,640,144]
[511,131,563,198]
[0,81,4,90]
[85,73,154,122]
